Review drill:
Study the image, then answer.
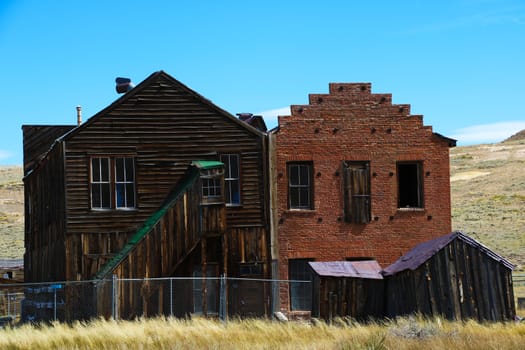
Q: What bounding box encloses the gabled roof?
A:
[58,70,265,142]
[309,260,383,279]
[25,71,265,177]
[382,231,514,276]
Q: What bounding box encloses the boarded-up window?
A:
[289,258,313,311]
[288,162,313,210]
[397,162,423,208]
[220,154,240,205]
[343,161,371,223]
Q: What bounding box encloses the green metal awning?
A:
[191,160,224,169]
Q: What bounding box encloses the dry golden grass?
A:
[0,316,524,350]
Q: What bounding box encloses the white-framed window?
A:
[288,162,313,209]
[200,167,223,204]
[220,154,240,205]
[91,156,136,209]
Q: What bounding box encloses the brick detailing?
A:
[272,83,454,313]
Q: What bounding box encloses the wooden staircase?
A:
[93,161,226,318]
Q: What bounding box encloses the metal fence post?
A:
[219,274,226,321]
[54,287,57,321]
[112,274,119,320]
[170,277,174,316]
[7,292,11,318]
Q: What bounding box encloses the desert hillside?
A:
[0,166,23,259]
[450,138,525,272]
[1,139,524,271]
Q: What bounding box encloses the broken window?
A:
[343,161,371,223]
[397,161,424,208]
[200,167,224,204]
[288,162,313,210]
[289,258,313,311]
[91,156,136,209]
[220,154,241,205]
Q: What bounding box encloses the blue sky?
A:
[1,0,524,165]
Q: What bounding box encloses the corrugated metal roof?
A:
[309,260,383,279]
[382,231,515,276]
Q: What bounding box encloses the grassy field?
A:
[0,316,524,349]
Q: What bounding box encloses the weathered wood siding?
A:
[22,125,75,175]
[24,144,67,282]
[60,72,268,281]
[311,276,384,320]
[385,238,515,321]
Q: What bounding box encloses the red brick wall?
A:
[272,83,454,313]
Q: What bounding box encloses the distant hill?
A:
[504,129,525,143]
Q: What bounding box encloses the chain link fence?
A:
[0,277,310,324]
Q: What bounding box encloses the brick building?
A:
[268,83,456,315]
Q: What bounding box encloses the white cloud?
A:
[449,121,525,145]
[257,107,290,130]
[0,150,13,161]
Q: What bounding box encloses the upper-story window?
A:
[397,161,424,208]
[220,154,240,205]
[91,156,136,210]
[200,167,224,204]
[343,161,371,223]
[288,162,313,210]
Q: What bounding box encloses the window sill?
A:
[91,208,138,213]
[397,207,425,212]
[284,209,317,216]
[200,201,225,206]
[226,204,243,208]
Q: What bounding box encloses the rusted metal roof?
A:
[383,231,515,276]
[309,260,383,279]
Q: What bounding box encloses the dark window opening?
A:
[343,161,371,223]
[288,162,313,209]
[397,162,423,208]
[289,258,313,311]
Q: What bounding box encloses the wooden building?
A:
[22,71,271,320]
[383,231,516,321]
[309,261,384,320]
